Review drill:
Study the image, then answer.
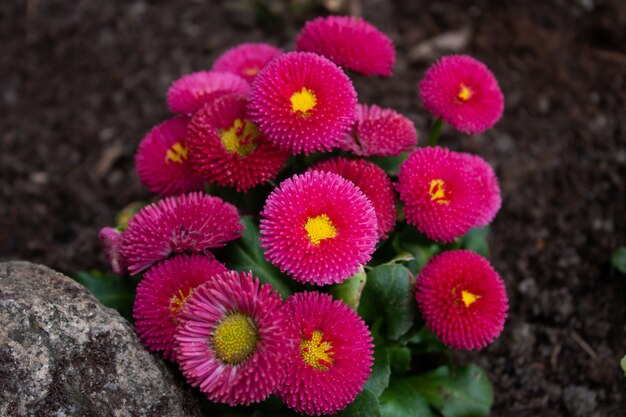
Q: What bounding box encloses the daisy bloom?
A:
[98,227,127,276]
[397,147,483,243]
[135,117,204,196]
[187,94,288,191]
[260,171,378,285]
[419,55,504,134]
[212,42,283,82]
[121,192,243,275]
[278,291,374,415]
[310,157,396,240]
[459,152,502,227]
[175,270,292,406]
[133,254,228,361]
[295,16,395,77]
[248,52,357,155]
[415,250,508,350]
[341,103,418,157]
[166,71,249,115]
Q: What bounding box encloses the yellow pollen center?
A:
[165,142,189,164]
[169,288,193,323]
[305,214,337,245]
[428,179,451,205]
[244,67,259,76]
[220,119,261,156]
[301,330,334,371]
[462,290,481,307]
[212,313,258,365]
[290,87,317,115]
[457,83,473,102]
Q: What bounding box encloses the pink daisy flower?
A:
[419,55,504,134]
[341,103,418,157]
[247,52,357,155]
[278,291,374,415]
[121,192,243,275]
[98,227,127,276]
[186,94,288,192]
[415,250,508,350]
[133,254,228,361]
[260,171,378,285]
[396,147,484,243]
[166,71,249,115]
[212,42,283,82]
[135,117,204,196]
[295,16,395,77]
[460,152,502,227]
[175,270,292,406]
[310,157,397,240]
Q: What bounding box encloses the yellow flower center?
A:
[290,87,317,116]
[301,330,334,371]
[212,313,258,365]
[169,288,193,323]
[220,119,261,156]
[428,179,451,205]
[457,83,473,102]
[305,214,337,245]
[164,142,189,164]
[461,290,481,307]
[244,66,259,76]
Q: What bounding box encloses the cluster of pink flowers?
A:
[98,13,510,415]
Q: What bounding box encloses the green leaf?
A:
[621,354,626,376]
[461,227,490,258]
[73,270,137,321]
[379,378,435,417]
[331,267,367,310]
[359,264,416,340]
[369,153,410,177]
[387,345,412,375]
[334,389,381,417]
[611,247,626,274]
[364,344,391,397]
[409,365,493,417]
[408,327,447,354]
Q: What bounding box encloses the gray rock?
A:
[0,261,202,417]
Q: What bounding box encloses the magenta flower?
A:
[396,147,484,243]
[212,42,283,82]
[310,157,397,240]
[419,55,504,134]
[295,16,395,76]
[248,52,357,155]
[260,171,378,285]
[98,227,127,276]
[459,152,502,226]
[166,71,249,115]
[415,250,508,350]
[121,192,243,274]
[278,291,374,415]
[186,94,288,191]
[133,254,228,361]
[175,271,293,406]
[135,117,204,196]
[341,103,418,157]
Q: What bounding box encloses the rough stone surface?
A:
[0,261,202,417]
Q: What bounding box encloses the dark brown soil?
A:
[2,0,625,415]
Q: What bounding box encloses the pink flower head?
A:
[133,254,228,361]
[396,147,483,243]
[419,55,504,134]
[175,270,293,406]
[310,157,396,240]
[260,171,378,285]
[278,291,374,415]
[341,103,418,157]
[98,227,128,276]
[415,250,508,350]
[212,43,283,82]
[459,152,502,226]
[135,117,204,196]
[295,16,395,77]
[121,192,243,275]
[248,52,357,155]
[166,71,249,115]
[187,94,288,192]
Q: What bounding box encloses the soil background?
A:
[1,0,625,415]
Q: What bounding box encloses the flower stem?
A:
[427,119,443,147]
